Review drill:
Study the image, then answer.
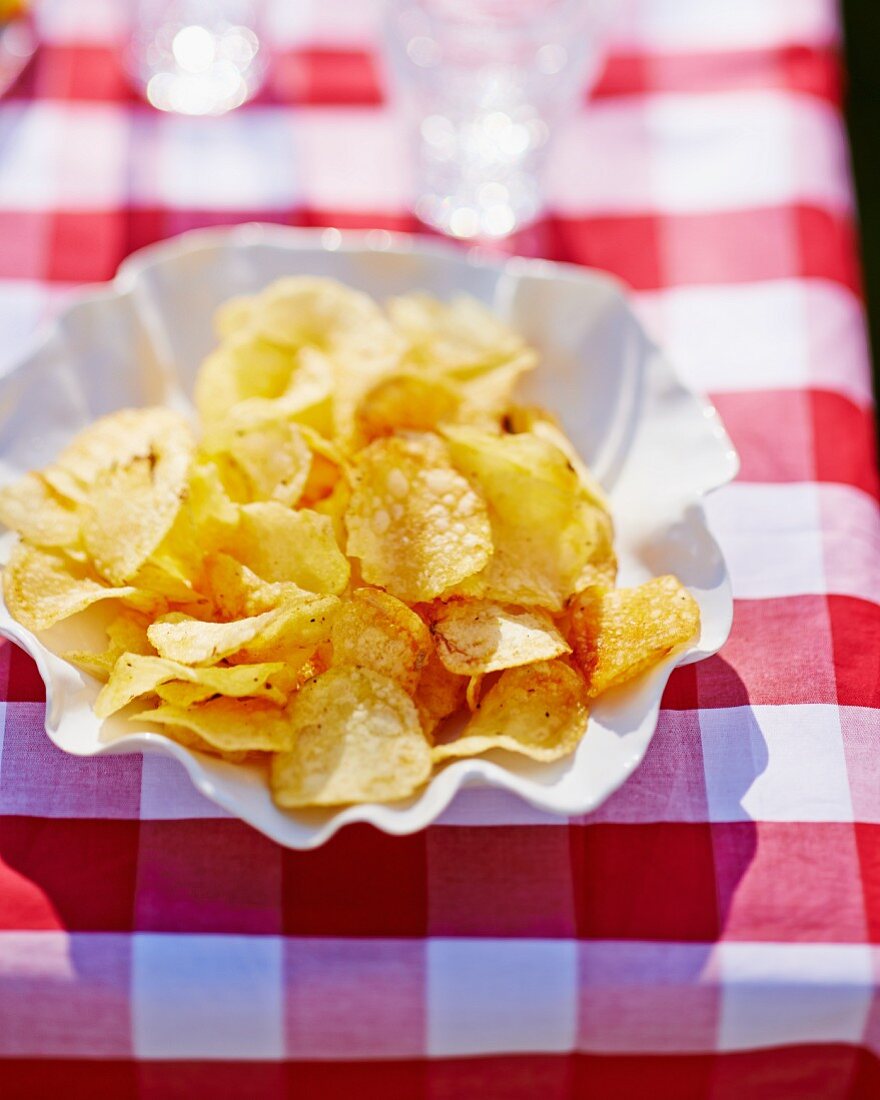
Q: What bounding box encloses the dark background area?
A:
[842,0,879,402]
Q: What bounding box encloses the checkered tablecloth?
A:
[0,0,879,1096]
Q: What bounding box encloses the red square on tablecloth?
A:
[0,819,139,931]
[426,826,576,937]
[571,823,719,941]
[829,596,880,709]
[134,820,282,935]
[281,826,427,937]
[713,822,868,942]
[697,596,837,707]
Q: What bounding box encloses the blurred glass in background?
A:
[128,0,266,115]
[384,0,616,240]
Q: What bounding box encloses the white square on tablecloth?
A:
[427,938,577,1056]
[0,104,127,210]
[645,280,871,407]
[700,704,853,823]
[132,934,284,1058]
[138,753,230,820]
[613,0,837,51]
[146,110,301,211]
[717,943,873,1050]
[704,483,826,600]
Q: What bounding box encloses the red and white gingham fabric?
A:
[1,0,879,1096]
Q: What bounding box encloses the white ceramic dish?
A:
[0,225,738,848]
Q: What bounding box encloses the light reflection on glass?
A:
[129,0,265,116]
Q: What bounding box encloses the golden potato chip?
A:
[136,697,295,753]
[81,414,195,585]
[0,472,82,548]
[429,598,571,676]
[3,543,145,633]
[43,408,193,504]
[231,502,350,594]
[129,561,204,606]
[202,406,313,508]
[465,674,484,712]
[443,425,613,610]
[95,654,287,717]
[201,552,309,619]
[331,587,432,694]
[458,352,537,424]
[569,576,700,697]
[155,681,228,708]
[229,597,338,665]
[148,594,338,666]
[149,460,239,585]
[345,432,491,602]
[413,649,467,736]
[194,337,298,425]
[388,294,534,379]
[147,608,280,665]
[254,277,402,372]
[270,667,431,807]
[433,659,589,763]
[215,294,254,338]
[143,718,251,763]
[65,608,154,680]
[355,372,462,442]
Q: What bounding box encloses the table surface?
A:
[0,1,879,1097]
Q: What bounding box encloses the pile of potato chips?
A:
[0,278,700,807]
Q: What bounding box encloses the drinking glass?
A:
[128,0,266,116]
[384,0,615,239]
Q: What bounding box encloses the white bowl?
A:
[0,225,738,848]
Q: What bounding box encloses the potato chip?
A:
[413,649,467,736]
[569,576,700,697]
[331,587,432,693]
[231,502,350,594]
[433,659,589,763]
[465,674,484,712]
[443,425,613,610]
[129,561,204,606]
[0,472,82,548]
[215,294,254,338]
[43,408,193,504]
[3,543,145,633]
[458,352,537,424]
[202,407,313,508]
[388,294,534,379]
[95,653,287,717]
[270,667,431,807]
[254,277,402,372]
[147,607,280,665]
[136,697,295,753]
[149,460,239,585]
[345,432,491,602]
[229,597,338,665]
[194,337,298,425]
[148,594,338,666]
[355,372,462,442]
[143,718,252,763]
[429,598,571,676]
[66,608,154,680]
[81,415,195,585]
[201,552,309,619]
